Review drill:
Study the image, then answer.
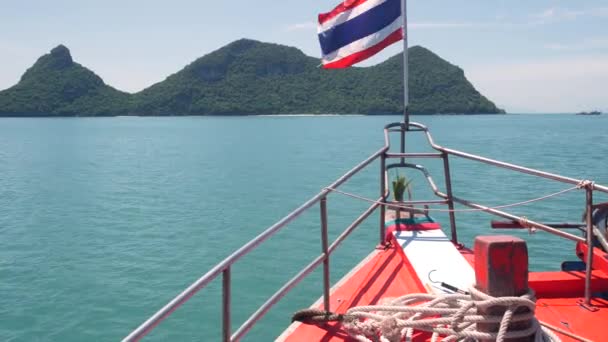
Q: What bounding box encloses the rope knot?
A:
[518,216,537,234]
[379,317,401,341]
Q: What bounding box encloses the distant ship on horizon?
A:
[576,110,602,115]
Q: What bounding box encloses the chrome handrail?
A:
[123,121,606,341]
[407,122,608,194]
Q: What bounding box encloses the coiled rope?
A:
[294,287,563,342]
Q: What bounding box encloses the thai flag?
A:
[318,0,404,68]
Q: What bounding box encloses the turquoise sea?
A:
[1,114,608,341]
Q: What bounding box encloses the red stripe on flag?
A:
[318,0,372,25]
[323,28,403,69]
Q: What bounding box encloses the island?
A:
[0,39,505,117]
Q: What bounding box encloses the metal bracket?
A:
[577,299,600,312]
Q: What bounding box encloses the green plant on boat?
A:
[392,172,413,202]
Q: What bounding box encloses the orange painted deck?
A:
[279,242,608,342]
[535,296,608,342]
[279,245,431,342]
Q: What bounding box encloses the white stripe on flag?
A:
[318,0,390,34]
[321,17,402,64]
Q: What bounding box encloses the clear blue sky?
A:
[1,0,607,113]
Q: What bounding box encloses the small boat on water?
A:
[576,111,602,116]
[122,1,608,341]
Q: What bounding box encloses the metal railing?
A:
[397,122,608,306]
[123,144,389,342]
[123,121,608,341]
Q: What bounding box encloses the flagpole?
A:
[401,0,409,129]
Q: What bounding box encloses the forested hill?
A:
[0,39,504,116]
[0,45,130,116]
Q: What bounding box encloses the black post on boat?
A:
[401,0,409,129]
[584,186,594,305]
[400,0,409,164]
[320,197,331,312]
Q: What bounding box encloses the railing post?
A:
[320,197,330,312]
[442,153,458,244]
[380,154,387,244]
[400,124,406,164]
[584,187,594,305]
[222,267,231,342]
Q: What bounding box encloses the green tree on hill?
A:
[0,40,504,116]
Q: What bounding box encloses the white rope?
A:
[341,287,562,342]
[324,184,582,213]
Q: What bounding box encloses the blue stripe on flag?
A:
[318,0,401,55]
